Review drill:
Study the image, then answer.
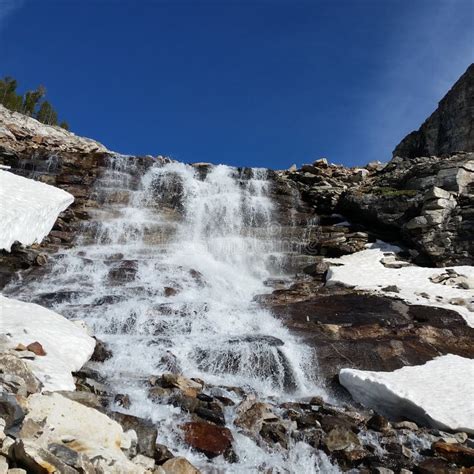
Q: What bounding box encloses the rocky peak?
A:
[393,63,474,158]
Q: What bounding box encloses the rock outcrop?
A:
[393,63,474,158]
[0,104,108,155]
[279,150,473,266]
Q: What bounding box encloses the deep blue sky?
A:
[1,0,473,168]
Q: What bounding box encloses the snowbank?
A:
[339,354,474,433]
[0,170,74,251]
[326,242,474,326]
[0,295,95,391]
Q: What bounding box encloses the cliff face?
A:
[393,63,474,158]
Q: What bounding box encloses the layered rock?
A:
[0,104,108,155]
[393,63,474,158]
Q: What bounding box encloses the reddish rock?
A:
[432,441,474,467]
[181,421,233,458]
[26,341,47,356]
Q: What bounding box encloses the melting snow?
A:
[0,295,95,391]
[0,170,74,251]
[340,354,474,433]
[326,242,474,327]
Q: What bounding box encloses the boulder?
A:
[21,393,143,472]
[160,374,203,398]
[324,426,360,452]
[159,457,200,474]
[181,421,233,458]
[234,401,277,433]
[0,354,41,394]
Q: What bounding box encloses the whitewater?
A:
[5,155,337,472]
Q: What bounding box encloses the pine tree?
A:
[22,85,46,115]
[59,121,69,131]
[36,100,58,125]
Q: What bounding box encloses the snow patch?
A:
[0,170,74,251]
[0,295,95,391]
[326,242,474,326]
[339,354,474,433]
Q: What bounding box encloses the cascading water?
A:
[5,155,337,472]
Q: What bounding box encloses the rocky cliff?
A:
[393,63,474,158]
[281,64,474,266]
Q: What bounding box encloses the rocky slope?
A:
[0,65,473,473]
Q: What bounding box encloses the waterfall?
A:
[5,155,335,472]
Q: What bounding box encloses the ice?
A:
[0,170,74,251]
[0,295,95,391]
[340,354,474,433]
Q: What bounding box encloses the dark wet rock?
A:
[0,392,25,436]
[148,386,172,402]
[260,419,291,449]
[227,335,284,346]
[324,426,360,452]
[266,288,474,395]
[73,367,109,395]
[154,443,174,465]
[432,441,474,467]
[109,412,157,458]
[164,286,179,297]
[196,393,213,403]
[195,404,226,426]
[114,393,131,409]
[168,392,200,413]
[32,290,87,305]
[303,258,329,279]
[181,421,234,459]
[107,260,138,284]
[415,457,458,473]
[367,414,391,432]
[157,351,181,374]
[90,338,113,363]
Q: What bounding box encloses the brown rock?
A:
[181,421,233,458]
[324,426,360,452]
[432,441,474,467]
[160,374,203,398]
[26,342,46,356]
[0,354,41,394]
[234,402,277,433]
[164,287,179,297]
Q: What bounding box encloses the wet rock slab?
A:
[262,283,474,396]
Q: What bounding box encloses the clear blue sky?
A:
[1,0,473,168]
